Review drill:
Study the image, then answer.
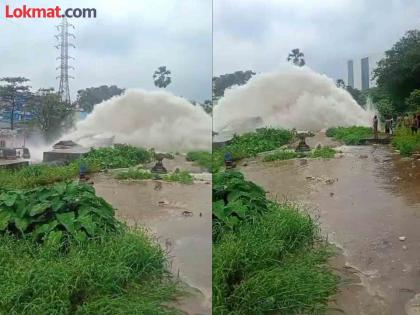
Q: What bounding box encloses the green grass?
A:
[0,231,181,315]
[213,171,338,314]
[0,145,151,190]
[115,168,155,180]
[0,162,96,190]
[186,151,212,172]
[326,126,372,145]
[213,128,294,171]
[213,203,337,315]
[116,168,194,185]
[392,127,420,156]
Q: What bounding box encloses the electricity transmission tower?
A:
[55,17,75,104]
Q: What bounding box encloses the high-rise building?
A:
[347,60,354,88]
[361,57,370,91]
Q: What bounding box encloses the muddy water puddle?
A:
[240,145,420,315]
[92,173,211,315]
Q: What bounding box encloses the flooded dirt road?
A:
[240,144,420,315]
[92,173,211,315]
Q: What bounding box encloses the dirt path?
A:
[92,173,211,315]
[239,142,420,314]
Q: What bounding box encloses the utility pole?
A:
[55,17,75,104]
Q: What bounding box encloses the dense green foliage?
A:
[213,171,337,314]
[213,128,294,171]
[29,89,74,141]
[186,151,212,172]
[77,85,125,113]
[373,30,420,113]
[0,231,179,315]
[392,128,420,156]
[346,86,367,107]
[326,126,372,145]
[84,144,151,169]
[213,172,268,240]
[406,89,420,112]
[0,182,119,242]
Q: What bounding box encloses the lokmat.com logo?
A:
[4,5,97,18]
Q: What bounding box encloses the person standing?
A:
[373,115,379,140]
[411,114,418,135]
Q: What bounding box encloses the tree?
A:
[346,86,367,107]
[202,100,212,114]
[406,89,420,112]
[29,89,73,141]
[336,79,346,89]
[287,48,305,67]
[153,66,172,88]
[77,85,125,113]
[373,30,420,112]
[212,70,256,98]
[0,77,30,130]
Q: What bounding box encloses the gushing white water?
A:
[63,89,211,152]
[214,66,374,134]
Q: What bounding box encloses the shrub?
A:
[0,182,119,242]
[213,128,293,171]
[263,150,298,161]
[163,170,194,184]
[310,146,336,158]
[83,144,151,169]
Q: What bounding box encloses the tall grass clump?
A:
[0,231,180,315]
[213,171,338,314]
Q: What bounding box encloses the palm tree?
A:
[153,66,172,88]
[336,79,346,89]
[287,49,305,67]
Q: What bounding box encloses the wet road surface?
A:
[240,144,420,315]
[93,174,212,315]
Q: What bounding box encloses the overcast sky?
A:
[214,0,420,82]
[0,0,211,102]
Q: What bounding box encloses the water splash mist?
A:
[63,89,211,152]
[214,66,374,134]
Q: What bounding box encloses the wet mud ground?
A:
[239,141,420,315]
[91,155,212,315]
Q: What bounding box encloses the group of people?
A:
[397,114,420,135]
[373,113,420,139]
